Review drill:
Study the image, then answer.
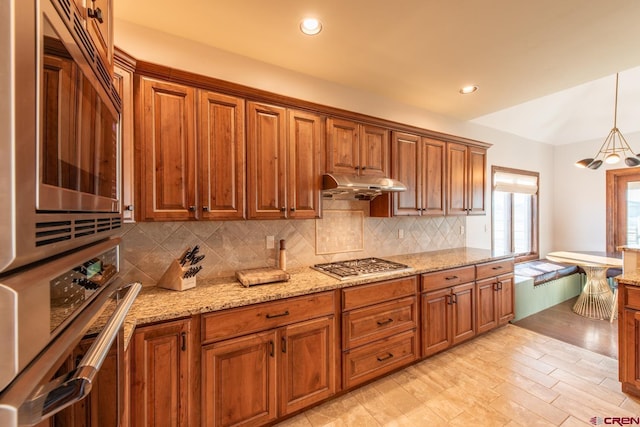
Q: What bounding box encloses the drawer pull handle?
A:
[445,275,458,280]
[377,318,394,326]
[492,266,503,270]
[266,310,290,319]
[281,337,287,353]
[269,340,275,357]
[181,332,187,352]
[377,353,394,362]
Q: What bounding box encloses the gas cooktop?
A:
[312,257,413,280]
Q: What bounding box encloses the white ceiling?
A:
[114,0,640,145]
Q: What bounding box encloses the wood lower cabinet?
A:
[201,292,338,427]
[618,283,640,396]
[475,259,515,334]
[447,142,486,215]
[247,102,323,219]
[131,318,195,427]
[341,277,418,389]
[421,266,476,357]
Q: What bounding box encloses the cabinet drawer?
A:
[342,329,417,389]
[342,296,417,349]
[202,291,336,343]
[476,259,514,280]
[421,266,475,292]
[342,276,417,311]
[624,286,640,310]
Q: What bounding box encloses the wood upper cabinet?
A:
[383,132,446,216]
[247,102,323,219]
[326,118,389,177]
[138,77,197,221]
[131,318,195,427]
[199,91,246,219]
[85,0,113,76]
[137,76,246,221]
[447,142,486,215]
[114,49,136,222]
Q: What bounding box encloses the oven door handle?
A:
[19,282,141,424]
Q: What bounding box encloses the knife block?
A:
[158,259,196,291]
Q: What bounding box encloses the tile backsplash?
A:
[118,200,465,286]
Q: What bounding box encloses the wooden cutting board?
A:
[236,267,290,287]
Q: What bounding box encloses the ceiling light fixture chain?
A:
[575,72,640,169]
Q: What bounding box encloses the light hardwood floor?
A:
[276,324,640,426]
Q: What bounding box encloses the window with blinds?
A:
[492,166,539,262]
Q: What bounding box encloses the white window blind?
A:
[493,171,538,194]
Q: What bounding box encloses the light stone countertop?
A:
[616,272,640,286]
[113,247,512,345]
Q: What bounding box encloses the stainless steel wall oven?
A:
[0,1,138,426]
[0,0,123,275]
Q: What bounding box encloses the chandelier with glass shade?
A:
[575,73,640,170]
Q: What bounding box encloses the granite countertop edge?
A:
[118,247,511,335]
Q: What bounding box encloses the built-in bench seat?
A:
[513,259,582,321]
[514,260,579,286]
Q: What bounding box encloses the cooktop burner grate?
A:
[312,257,412,280]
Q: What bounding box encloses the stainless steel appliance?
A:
[321,173,407,200]
[0,238,141,426]
[313,257,413,280]
[0,0,123,275]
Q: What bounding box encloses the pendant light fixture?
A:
[575,73,640,170]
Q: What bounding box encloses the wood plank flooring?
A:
[513,296,618,359]
[275,324,640,426]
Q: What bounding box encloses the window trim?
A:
[491,166,539,263]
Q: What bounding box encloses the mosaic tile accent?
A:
[117,200,466,286]
[316,210,364,254]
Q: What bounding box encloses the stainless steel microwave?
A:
[0,0,123,275]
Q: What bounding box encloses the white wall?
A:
[114,20,563,258]
[552,131,640,252]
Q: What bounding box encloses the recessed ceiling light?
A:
[300,18,322,35]
[459,85,479,94]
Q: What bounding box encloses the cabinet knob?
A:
[290,207,296,212]
[202,206,210,212]
[188,206,196,212]
[87,7,104,23]
[125,205,134,211]
[361,166,367,170]
[354,166,360,170]
[280,207,286,212]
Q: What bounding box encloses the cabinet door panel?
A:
[326,118,359,174]
[468,147,486,215]
[288,110,323,219]
[452,282,475,344]
[140,78,196,220]
[422,288,451,356]
[132,319,192,427]
[202,331,278,427]
[392,132,421,216]
[422,138,446,216]
[360,124,389,177]
[447,142,468,215]
[498,274,515,324]
[476,277,497,334]
[199,91,245,219]
[86,0,113,73]
[114,60,135,222]
[247,102,287,218]
[280,317,336,415]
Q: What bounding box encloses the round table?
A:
[546,251,622,320]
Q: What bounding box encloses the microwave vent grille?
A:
[35,216,122,247]
[55,0,72,20]
[73,15,95,62]
[96,59,111,91]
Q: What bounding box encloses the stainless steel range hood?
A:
[321,173,407,200]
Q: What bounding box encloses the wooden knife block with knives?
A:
[158,246,205,291]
